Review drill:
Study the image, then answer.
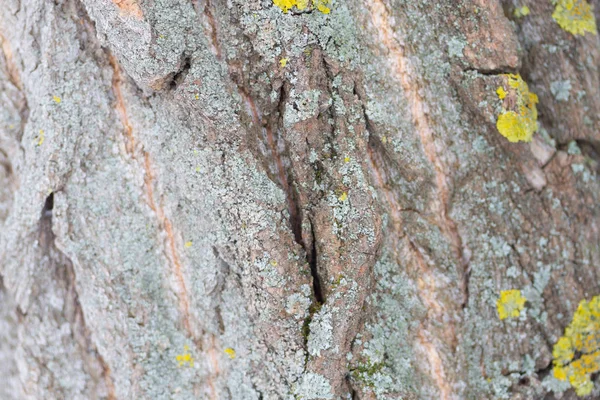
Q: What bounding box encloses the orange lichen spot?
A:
[53,95,61,103]
[176,345,194,367]
[224,348,236,359]
[514,6,530,18]
[552,0,597,36]
[112,0,143,19]
[496,289,526,320]
[36,129,45,146]
[279,58,289,68]
[184,241,193,248]
[338,192,348,202]
[552,296,600,396]
[273,0,330,14]
[495,74,539,143]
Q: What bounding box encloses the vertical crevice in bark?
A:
[308,217,324,304]
[39,192,116,399]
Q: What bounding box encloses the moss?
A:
[331,274,344,289]
[350,360,385,387]
[302,302,323,341]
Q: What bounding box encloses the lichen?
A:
[293,373,334,399]
[496,86,507,100]
[176,345,194,367]
[307,306,333,357]
[447,37,466,58]
[36,129,45,146]
[495,74,539,143]
[550,80,572,102]
[273,0,330,14]
[496,289,527,320]
[224,347,236,359]
[302,302,323,340]
[552,0,597,36]
[514,6,530,18]
[552,296,600,396]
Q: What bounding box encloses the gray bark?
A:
[1,0,600,399]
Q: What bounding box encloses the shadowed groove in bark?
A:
[168,55,192,90]
[308,217,324,304]
[40,192,117,399]
[202,1,327,307]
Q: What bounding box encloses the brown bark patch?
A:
[112,0,143,20]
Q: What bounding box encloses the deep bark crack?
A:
[308,217,324,304]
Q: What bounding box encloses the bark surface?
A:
[1,0,600,399]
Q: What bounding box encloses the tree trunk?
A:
[1,0,600,398]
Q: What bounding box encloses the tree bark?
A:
[1,0,600,399]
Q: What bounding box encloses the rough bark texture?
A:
[1,0,600,399]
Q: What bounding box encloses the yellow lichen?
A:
[552,0,597,36]
[224,348,236,359]
[338,192,348,202]
[344,156,350,163]
[176,345,194,367]
[279,58,289,68]
[36,129,45,146]
[552,296,600,396]
[314,0,330,14]
[496,289,526,320]
[53,95,61,103]
[273,0,330,14]
[184,241,193,248]
[495,74,539,143]
[270,259,278,266]
[496,86,507,100]
[513,6,530,18]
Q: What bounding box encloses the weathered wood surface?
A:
[1,0,599,398]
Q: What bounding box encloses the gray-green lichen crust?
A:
[0,0,599,399]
